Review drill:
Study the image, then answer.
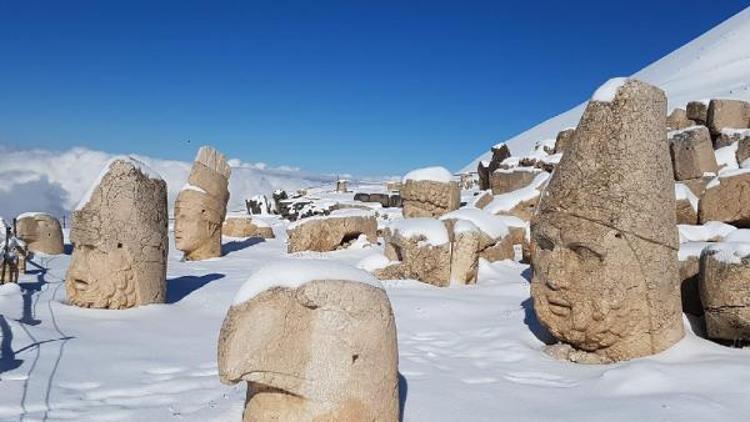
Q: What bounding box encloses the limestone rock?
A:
[706,99,750,137]
[737,133,750,165]
[218,265,399,422]
[471,191,493,209]
[65,158,168,309]
[223,215,275,239]
[530,79,684,363]
[477,144,511,190]
[401,180,460,218]
[287,210,377,253]
[675,183,699,225]
[669,126,718,180]
[699,244,750,342]
[686,101,708,125]
[679,256,703,316]
[555,128,576,153]
[699,172,750,227]
[378,219,452,287]
[667,108,695,130]
[175,146,231,261]
[490,168,539,195]
[15,212,64,255]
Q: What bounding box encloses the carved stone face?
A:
[531,214,650,354]
[174,189,220,254]
[65,159,168,309]
[15,214,64,255]
[218,280,399,421]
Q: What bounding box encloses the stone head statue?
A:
[15,212,64,255]
[530,79,684,363]
[174,146,231,260]
[65,158,168,309]
[218,262,399,421]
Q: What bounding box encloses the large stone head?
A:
[65,158,168,309]
[174,146,231,260]
[15,212,64,255]
[530,79,684,362]
[218,260,399,422]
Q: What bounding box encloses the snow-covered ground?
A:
[2,186,750,422]
[464,6,750,172]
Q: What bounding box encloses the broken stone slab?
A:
[223,214,275,239]
[287,209,377,253]
[686,100,709,125]
[699,243,750,342]
[699,170,750,227]
[490,167,540,195]
[667,108,695,130]
[707,99,750,137]
[401,167,460,218]
[669,126,718,180]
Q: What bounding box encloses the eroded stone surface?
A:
[686,101,708,125]
[707,99,750,137]
[15,213,64,255]
[555,128,576,153]
[218,279,399,422]
[287,213,377,253]
[530,79,684,363]
[477,144,511,190]
[378,227,452,287]
[490,169,539,195]
[669,126,718,180]
[699,246,750,341]
[667,108,695,130]
[65,159,168,309]
[699,173,750,227]
[175,146,231,261]
[223,215,275,239]
[401,180,460,218]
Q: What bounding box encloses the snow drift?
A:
[464,6,750,172]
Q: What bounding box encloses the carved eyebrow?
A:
[567,242,605,259]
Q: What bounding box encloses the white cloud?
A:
[0,146,336,218]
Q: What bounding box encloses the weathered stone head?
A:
[15,212,64,255]
[65,158,168,309]
[530,79,684,363]
[174,146,231,260]
[218,261,399,422]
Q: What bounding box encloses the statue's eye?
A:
[569,243,603,260]
[536,235,554,251]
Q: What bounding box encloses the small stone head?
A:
[15,213,64,255]
[218,276,399,421]
[174,146,231,260]
[65,158,168,309]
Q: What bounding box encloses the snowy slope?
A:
[0,146,338,218]
[463,6,750,172]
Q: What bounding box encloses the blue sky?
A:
[0,1,747,176]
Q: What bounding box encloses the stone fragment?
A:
[65,158,168,309]
[675,184,699,225]
[706,99,750,137]
[15,212,64,255]
[477,144,511,190]
[401,168,460,218]
[686,101,708,125]
[174,146,231,261]
[218,261,399,422]
[530,79,684,363]
[378,218,452,287]
[667,108,695,130]
[223,214,275,239]
[287,210,377,253]
[490,168,539,195]
[669,126,718,180]
[699,244,750,342]
[699,172,750,227]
